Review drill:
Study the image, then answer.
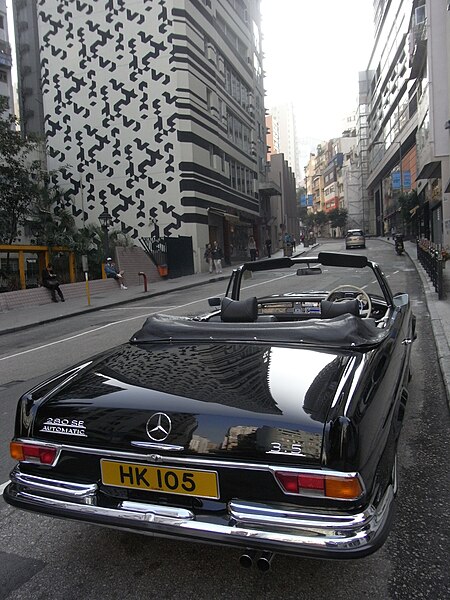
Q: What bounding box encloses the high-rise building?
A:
[0,0,14,114]
[12,0,268,271]
[364,0,450,245]
[269,102,300,179]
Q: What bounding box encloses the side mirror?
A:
[393,293,409,307]
[208,297,221,307]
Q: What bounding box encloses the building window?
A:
[0,70,7,83]
[228,158,255,195]
[224,62,249,108]
[0,16,4,30]
[227,110,250,152]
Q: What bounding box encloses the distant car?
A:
[4,252,416,569]
[346,229,366,249]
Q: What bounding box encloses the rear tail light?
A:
[10,442,58,465]
[275,471,363,500]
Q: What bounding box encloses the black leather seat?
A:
[220,296,258,322]
[320,299,360,319]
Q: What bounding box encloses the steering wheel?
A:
[325,285,372,319]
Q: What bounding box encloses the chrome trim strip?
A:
[120,501,194,520]
[5,470,394,556]
[131,441,184,452]
[229,500,370,529]
[10,467,97,503]
[15,438,357,479]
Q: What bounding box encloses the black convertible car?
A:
[5,252,416,571]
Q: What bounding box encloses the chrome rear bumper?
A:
[4,466,394,558]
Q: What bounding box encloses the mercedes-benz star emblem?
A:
[146,412,172,442]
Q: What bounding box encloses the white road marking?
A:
[0,272,295,363]
[0,480,10,495]
[0,271,327,364]
[0,298,210,362]
[241,272,295,291]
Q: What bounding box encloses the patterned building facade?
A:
[13,0,267,271]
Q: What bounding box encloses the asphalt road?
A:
[0,239,449,599]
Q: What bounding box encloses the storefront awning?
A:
[416,161,441,181]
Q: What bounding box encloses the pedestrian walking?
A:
[105,258,127,289]
[211,241,223,274]
[265,237,272,258]
[42,264,65,303]
[248,236,257,261]
[204,243,213,273]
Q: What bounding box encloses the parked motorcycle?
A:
[394,234,405,255]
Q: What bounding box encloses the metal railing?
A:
[139,237,167,266]
[416,239,445,299]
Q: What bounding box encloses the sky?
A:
[260,0,375,145]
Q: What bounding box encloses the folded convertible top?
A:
[131,313,388,349]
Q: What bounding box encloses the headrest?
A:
[220,296,258,323]
[320,299,360,319]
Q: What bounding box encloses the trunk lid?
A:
[32,341,355,465]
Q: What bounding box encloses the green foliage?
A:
[29,179,78,247]
[398,190,418,224]
[0,97,44,244]
[304,212,316,230]
[303,208,348,231]
[328,208,348,229]
[297,205,308,221]
[314,211,328,226]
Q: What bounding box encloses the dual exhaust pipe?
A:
[239,550,274,572]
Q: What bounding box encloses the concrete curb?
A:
[0,273,230,337]
[0,246,318,337]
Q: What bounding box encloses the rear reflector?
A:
[275,471,362,500]
[10,442,57,465]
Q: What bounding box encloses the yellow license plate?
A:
[100,460,219,499]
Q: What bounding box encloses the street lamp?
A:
[98,208,112,258]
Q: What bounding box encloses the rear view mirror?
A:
[208,297,221,307]
[319,252,367,268]
[297,267,322,276]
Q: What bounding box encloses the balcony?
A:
[258,180,281,197]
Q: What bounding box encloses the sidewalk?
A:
[0,247,298,336]
[1,240,449,406]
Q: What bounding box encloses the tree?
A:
[314,211,328,229]
[328,208,348,231]
[28,179,71,245]
[398,190,418,236]
[0,97,44,244]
